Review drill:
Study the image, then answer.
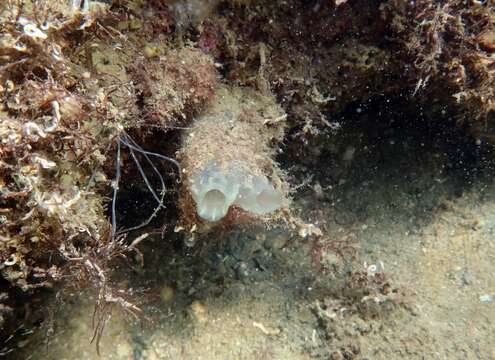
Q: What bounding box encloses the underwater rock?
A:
[0,0,109,85]
[383,0,495,125]
[134,47,219,128]
[168,0,221,29]
[179,86,288,224]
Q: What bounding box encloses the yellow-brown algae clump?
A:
[134,47,219,129]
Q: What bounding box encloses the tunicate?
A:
[190,162,284,222]
[190,163,239,222]
[234,175,284,215]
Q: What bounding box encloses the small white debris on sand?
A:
[253,321,281,336]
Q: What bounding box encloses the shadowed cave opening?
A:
[113,93,495,239]
[284,93,495,235]
[291,94,491,178]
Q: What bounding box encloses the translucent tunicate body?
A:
[190,163,284,222]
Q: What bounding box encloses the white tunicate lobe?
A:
[190,163,239,222]
[234,176,284,215]
[190,163,284,222]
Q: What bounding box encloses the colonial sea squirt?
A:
[180,86,288,223]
